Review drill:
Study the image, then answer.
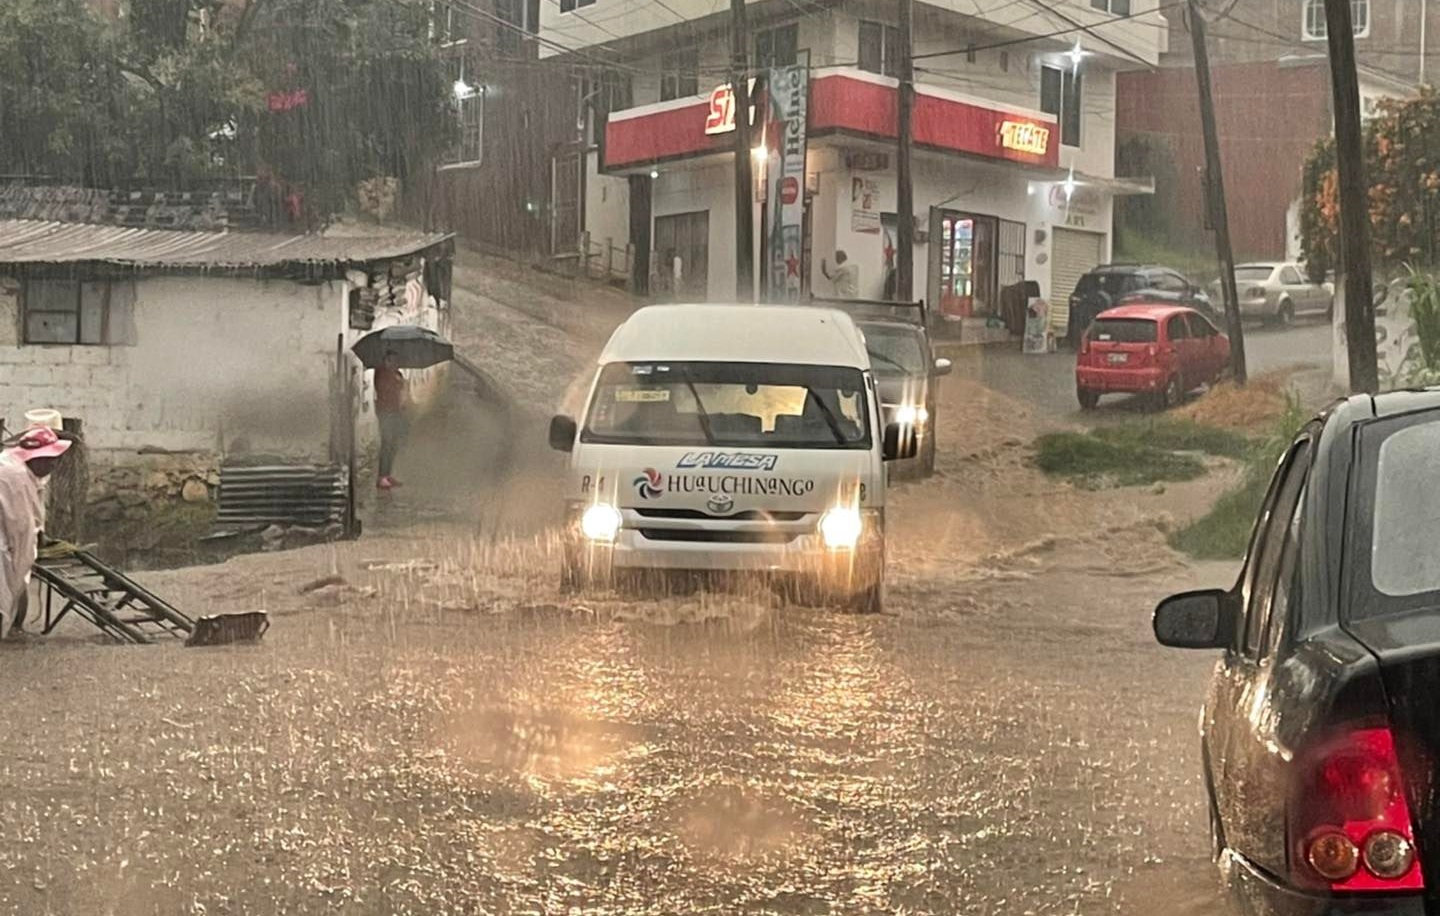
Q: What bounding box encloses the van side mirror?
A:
[882,422,918,461]
[933,357,952,376]
[548,415,577,452]
[1154,589,1233,650]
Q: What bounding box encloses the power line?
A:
[444,0,648,73]
[1018,0,1155,69]
[913,0,1185,63]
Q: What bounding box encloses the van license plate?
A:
[1107,353,1129,364]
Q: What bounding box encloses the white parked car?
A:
[547,303,915,613]
[1216,262,1334,326]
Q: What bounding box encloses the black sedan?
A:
[1155,389,1440,915]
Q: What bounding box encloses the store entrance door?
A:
[937,212,999,320]
[653,210,710,300]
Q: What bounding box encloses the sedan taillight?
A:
[1290,725,1425,893]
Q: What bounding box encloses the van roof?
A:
[599,303,871,367]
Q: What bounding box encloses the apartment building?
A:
[538,0,1168,329]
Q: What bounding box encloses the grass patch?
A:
[1168,397,1309,559]
[1034,431,1208,488]
[1091,418,1251,459]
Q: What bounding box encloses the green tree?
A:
[1300,90,1440,280]
[0,0,455,226]
[0,0,129,181]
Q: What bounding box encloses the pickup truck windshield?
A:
[582,361,871,449]
[858,323,927,376]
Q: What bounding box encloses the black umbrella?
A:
[352,325,454,369]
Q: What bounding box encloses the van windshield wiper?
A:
[674,368,716,445]
[804,389,849,445]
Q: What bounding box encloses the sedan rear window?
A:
[1370,420,1440,597]
[1234,266,1274,282]
[1088,318,1156,343]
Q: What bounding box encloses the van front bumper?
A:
[563,506,885,593]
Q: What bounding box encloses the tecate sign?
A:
[998,120,1050,156]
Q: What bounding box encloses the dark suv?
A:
[1067,264,1214,348]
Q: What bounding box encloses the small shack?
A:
[0,218,455,538]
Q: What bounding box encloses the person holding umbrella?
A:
[373,350,408,490]
[351,324,454,491]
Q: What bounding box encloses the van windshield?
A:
[583,361,872,449]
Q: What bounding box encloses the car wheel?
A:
[1077,387,1100,411]
[1277,300,1295,327]
[1159,376,1183,411]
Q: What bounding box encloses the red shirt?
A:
[374,366,405,413]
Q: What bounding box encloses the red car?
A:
[1075,303,1231,410]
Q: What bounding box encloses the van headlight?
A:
[819,507,865,549]
[894,404,928,426]
[580,504,622,542]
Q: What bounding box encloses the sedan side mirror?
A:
[1154,589,1233,650]
[882,422,918,462]
[548,415,578,452]
[933,357,953,376]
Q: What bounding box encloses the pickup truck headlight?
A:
[894,404,929,426]
[579,504,622,542]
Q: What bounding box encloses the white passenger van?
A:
[547,303,916,612]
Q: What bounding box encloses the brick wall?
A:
[1116,60,1332,259]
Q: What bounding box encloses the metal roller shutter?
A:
[1049,228,1104,336]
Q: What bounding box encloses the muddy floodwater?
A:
[1,489,1226,915]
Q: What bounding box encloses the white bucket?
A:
[24,409,62,431]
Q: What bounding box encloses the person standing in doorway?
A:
[0,426,72,640]
[820,250,859,299]
[373,351,408,491]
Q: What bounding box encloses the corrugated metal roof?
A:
[0,219,452,269]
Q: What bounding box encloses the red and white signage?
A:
[704,84,737,135]
[604,71,1060,172]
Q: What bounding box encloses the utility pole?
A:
[1188,0,1246,384]
[731,0,755,301]
[895,0,915,302]
[1326,0,1378,392]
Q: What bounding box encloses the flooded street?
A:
[0,350,1247,915]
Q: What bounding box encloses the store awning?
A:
[602,68,1062,173]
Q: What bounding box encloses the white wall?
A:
[0,263,450,466]
[585,150,632,260]
[0,275,341,460]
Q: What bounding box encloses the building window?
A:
[23,279,114,345]
[559,0,595,13]
[444,56,485,167]
[858,21,902,77]
[1089,0,1130,14]
[660,50,699,101]
[1040,65,1082,148]
[755,23,799,69]
[1303,0,1370,40]
[432,1,464,45]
